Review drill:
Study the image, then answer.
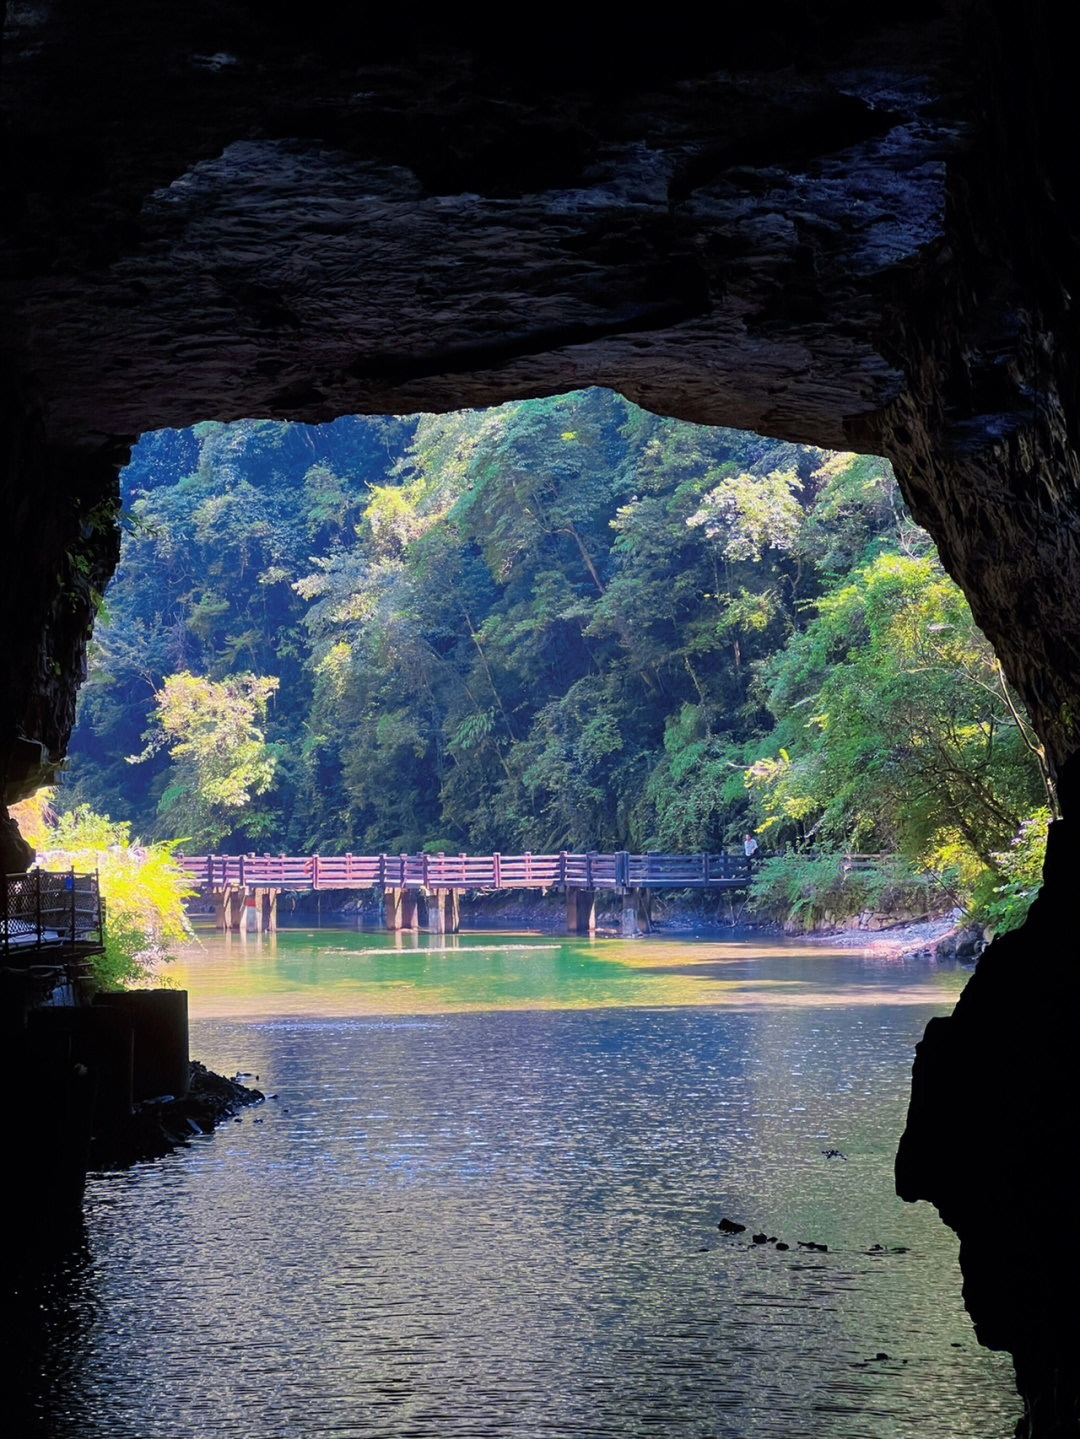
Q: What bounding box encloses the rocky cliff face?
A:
[890,11,1080,1432]
[897,758,1079,1438]
[0,390,123,864]
[2,3,1077,1429]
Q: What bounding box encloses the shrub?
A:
[12,793,195,989]
[970,808,1050,936]
[749,850,940,931]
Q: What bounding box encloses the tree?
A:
[131,672,280,847]
[746,551,1049,898]
[62,393,1049,921]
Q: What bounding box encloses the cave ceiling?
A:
[5,3,958,448]
[3,2,1080,784]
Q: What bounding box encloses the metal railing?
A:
[1,868,105,968]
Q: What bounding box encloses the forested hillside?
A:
[63,390,1050,926]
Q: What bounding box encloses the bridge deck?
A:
[180,851,755,893]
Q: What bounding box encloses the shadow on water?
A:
[6,1225,97,1438]
[14,932,1020,1437]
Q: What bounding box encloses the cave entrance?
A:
[12,397,1033,1439]
[44,386,1051,945]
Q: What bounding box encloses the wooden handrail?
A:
[175,850,770,893]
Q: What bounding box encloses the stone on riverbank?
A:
[89,1061,264,1169]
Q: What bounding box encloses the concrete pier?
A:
[621,892,638,937]
[424,888,460,934]
[214,885,279,931]
[619,888,651,937]
[565,886,597,934]
[385,886,420,931]
[242,890,259,932]
[258,888,278,931]
[428,888,446,934]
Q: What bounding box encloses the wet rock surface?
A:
[3,6,946,447]
[88,1061,264,1170]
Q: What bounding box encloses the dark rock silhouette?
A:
[89,1062,263,1169]
[897,759,1080,1439]
[3,4,1080,1429]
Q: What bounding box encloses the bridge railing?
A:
[627,853,752,886]
[179,850,757,892]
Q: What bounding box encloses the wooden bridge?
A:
[179,851,757,937]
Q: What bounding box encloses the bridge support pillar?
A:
[242,888,260,933]
[427,889,444,935]
[426,888,458,934]
[213,889,227,931]
[620,888,649,937]
[384,887,402,929]
[385,887,420,931]
[226,887,245,931]
[564,887,578,933]
[638,888,652,934]
[565,887,596,934]
[247,888,277,932]
[620,891,637,937]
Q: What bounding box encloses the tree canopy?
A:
[62,389,1050,929]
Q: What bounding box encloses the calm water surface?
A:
[28,929,1018,1436]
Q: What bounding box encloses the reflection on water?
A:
[21,932,1018,1436]
[167,926,975,1020]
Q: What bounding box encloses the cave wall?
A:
[0,385,124,863]
[889,9,1080,1433]
[2,3,1077,1432]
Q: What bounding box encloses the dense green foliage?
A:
[747,851,938,933]
[129,671,279,847]
[63,390,1050,927]
[11,792,194,988]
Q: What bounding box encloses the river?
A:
[23,929,1018,1436]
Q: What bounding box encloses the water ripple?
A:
[20,939,1018,1436]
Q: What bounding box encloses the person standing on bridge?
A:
[743,834,759,863]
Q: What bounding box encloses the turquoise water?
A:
[25,930,1018,1436]
[166,925,973,1020]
